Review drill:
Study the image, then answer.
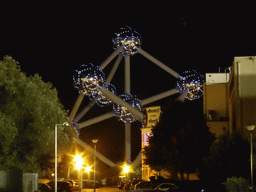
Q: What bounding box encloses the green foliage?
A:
[0,56,75,173]
[201,133,251,182]
[143,101,216,180]
[222,176,249,192]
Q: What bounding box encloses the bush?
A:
[222,176,249,192]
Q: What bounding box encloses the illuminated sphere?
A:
[97,84,116,107]
[176,70,204,100]
[73,64,105,98]
[113,93,142,123]
[113,26,142,56]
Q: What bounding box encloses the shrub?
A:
[222,176,249,192]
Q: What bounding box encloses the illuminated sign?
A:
[144,106,161,128]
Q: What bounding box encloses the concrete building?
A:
[228,56,256,139]
[203,73,230,138]
[203,56,256,139]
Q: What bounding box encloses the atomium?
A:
[97,83,116,107]
[73,63,105,98]
[176,70,205,100]
[113,93,142,123]
[69,26,206,165]
[113,26,142,56]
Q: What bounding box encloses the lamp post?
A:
[123,165,130,181]
[92,139,99,192]
[247,125,255,192]
[85,166,91,180]
[55,122,69,192]
[74,154,84,192]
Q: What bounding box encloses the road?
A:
[73,186,120,192]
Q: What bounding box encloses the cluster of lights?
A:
[113,94,142,123]
[73,64,105,98]
[176,70,204,100]
[97,83,116,107]
[112,26,142,56]
[73,27,205,123]
[73,65,141,123]
[73,64,115,106]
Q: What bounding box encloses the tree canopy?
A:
[201,132,251,182]
[143,101,216,180]
[0,56,75,173]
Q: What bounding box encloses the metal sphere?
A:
[113,26,142,56]
[113,93,142,123]
[97,84,116,107]
[176,70,204,100]
[73,64,105,97]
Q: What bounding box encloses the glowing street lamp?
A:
[123,165,130,174]
[74,154,84,170]
[123,165,130,181]
[74,154,84,192]
[85,166,91,179]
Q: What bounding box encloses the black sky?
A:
[1,2,255,165]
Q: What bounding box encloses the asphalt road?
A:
[73,186,120,192]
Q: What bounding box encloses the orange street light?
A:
[123,165,130,174]
[74,154,84,170]
[74,154,84,192]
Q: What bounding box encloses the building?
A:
[228,56,256,139]
[203,73,230,138]
[203,56,256,139]
[141,106,161,181]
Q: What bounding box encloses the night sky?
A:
[1,2,255,166]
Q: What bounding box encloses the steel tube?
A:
[100,47,123,70]
[74,98,98,123]
[77,112,114,129]
[177,89,189,102]
[125,55,131,94]
[138,49,180,78]
[100,87,144,122]
[125,122,131,163]
[74,138,116,167]
[141,88,179,106]
[68,93,85,124]
[106,55,123,84]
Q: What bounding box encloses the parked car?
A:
[155,183,179,191]
[47,180,72,192]
[38,183,52,192]
[129,183,179,192]
[134,181,159,189]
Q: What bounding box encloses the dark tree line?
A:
[143,100,252,182]
[143,101,216,180]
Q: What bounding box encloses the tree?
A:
[200,132,251,182]
[0,56,76,174]
[143,101,216,180]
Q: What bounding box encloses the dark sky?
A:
[1,2,255,166]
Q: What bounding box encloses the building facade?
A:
[141,106,161,181]
[228,56,256,139]
[203,56,256,139]
[203,73,230,138]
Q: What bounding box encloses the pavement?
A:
[73,186,120,192]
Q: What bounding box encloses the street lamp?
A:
[74,154,84,192]
[85,166,91,180]
[55,122,69,192]
[92,139,99,192]
[123,165,130,181]
[247,124,255,192]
